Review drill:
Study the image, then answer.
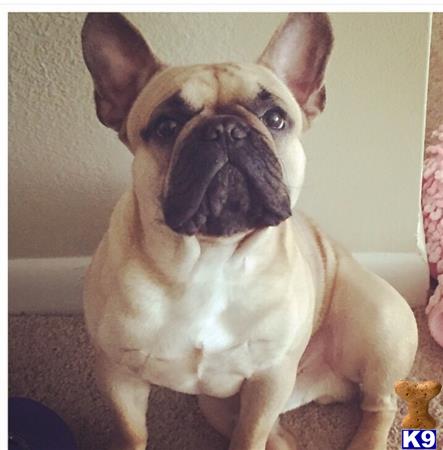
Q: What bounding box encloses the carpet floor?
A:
[9,307,443,450]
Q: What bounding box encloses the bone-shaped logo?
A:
[395,380,442,429]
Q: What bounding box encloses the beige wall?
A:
[9,13,431,258]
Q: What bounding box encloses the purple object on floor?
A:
[8,397,77,450]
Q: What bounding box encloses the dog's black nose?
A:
[201,116,249,142]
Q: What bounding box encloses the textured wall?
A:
[426,13,443,145]
[9,13,430,258]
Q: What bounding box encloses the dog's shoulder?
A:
[291,211,341,331]
[106,190,141,259]
[84,190,148,302]
[292,211,338,268]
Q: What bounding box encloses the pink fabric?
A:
[426,279,443,348]
[422,124,443,348]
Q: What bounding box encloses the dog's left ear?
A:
[81,13,162,132]
[258,13,333,123]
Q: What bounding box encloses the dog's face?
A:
[129,64,304,237]
[82,13,333,238]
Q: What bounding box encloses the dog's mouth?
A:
[163,116,291,237]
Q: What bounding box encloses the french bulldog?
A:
[82,12,418,450]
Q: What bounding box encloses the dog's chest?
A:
[110,250,301,397]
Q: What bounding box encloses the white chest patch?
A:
[100,244,306,398]
[181,265,234,353]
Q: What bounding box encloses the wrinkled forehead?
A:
[168,63,285,107]
[128,63,302,132]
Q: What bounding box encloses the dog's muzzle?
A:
[163,115,291,236]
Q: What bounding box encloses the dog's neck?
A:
[111,189,285,283]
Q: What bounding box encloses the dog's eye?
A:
[156,117,179,138]
[262,108,286,130]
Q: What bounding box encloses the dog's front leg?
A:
[347,410,396,450]
[229,357,297,450]
[96,352,150,450]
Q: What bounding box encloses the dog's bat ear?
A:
[258,13,333,124]
[81,13,162,131]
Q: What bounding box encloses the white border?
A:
[3,4,438,444]
[2,6,8,447]
[1,1,443,12]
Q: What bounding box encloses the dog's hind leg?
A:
[347,364,409,450]
[329,254,418,450]
[347,410,396,450]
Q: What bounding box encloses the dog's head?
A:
[82,13,333,238]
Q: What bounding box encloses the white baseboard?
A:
[8,252,429,314]
[9,256,90,314]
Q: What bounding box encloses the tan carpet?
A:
[9,307,443,450]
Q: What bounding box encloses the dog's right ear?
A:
[81,13,161,132]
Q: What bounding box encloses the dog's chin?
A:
[163,163,291,237]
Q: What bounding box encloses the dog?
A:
[81,12,418,450]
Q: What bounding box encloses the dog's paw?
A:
[109,438,147,450]
[266,424,298,450]
[346,435,386,450]
[110,445,146,450]
[346,442,380,450]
